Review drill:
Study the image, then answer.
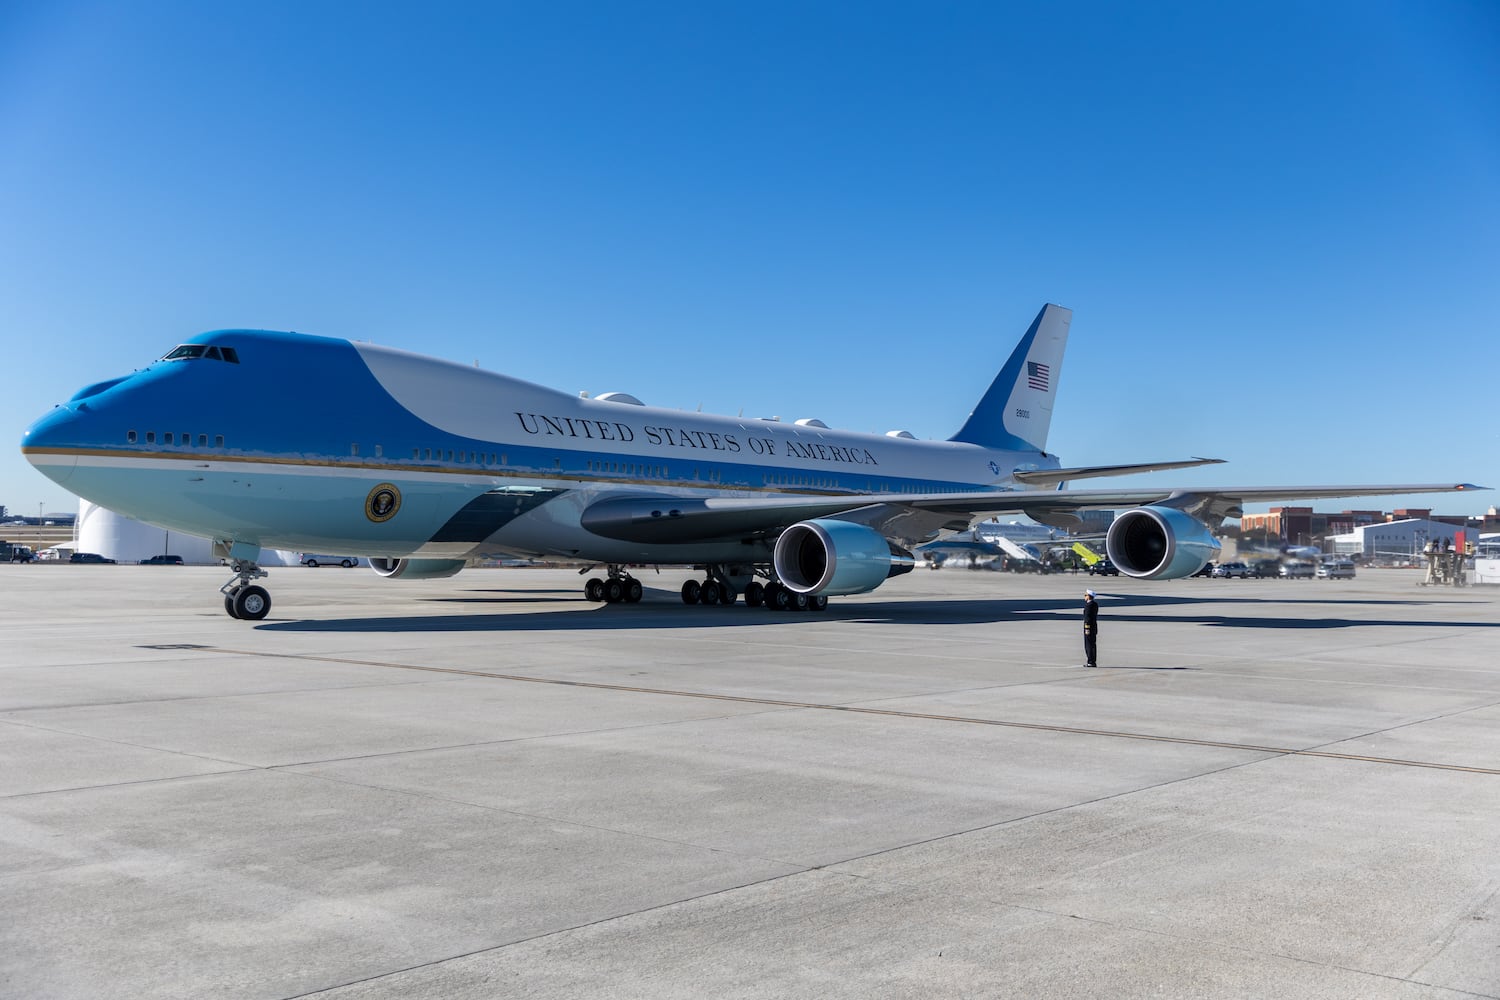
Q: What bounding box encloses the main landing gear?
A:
[742,580,828,612]
[221,559,271,620]
[581,564,831,612]
[582,566,645,604]
[680,567,829,612]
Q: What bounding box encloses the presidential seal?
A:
[365,483,402,523]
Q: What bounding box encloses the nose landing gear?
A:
[220,560,271,620]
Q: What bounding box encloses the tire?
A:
[625,579,643,603]
[808,594,828,612]
[584,578,605,602]
[341,559,353,568]
[743,582,765,608]
[233,585,271,621]
[790,590,810,612]
[604,579,625,603]
[305,560,318,568]
[769,584,792,611]
[716,582,734,606]
[224,591,240,619]
[700,581,721,605]
[681,579,701,604]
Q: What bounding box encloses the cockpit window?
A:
[161,344,240,363]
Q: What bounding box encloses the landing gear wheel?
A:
[716,582,735,606]
[625,578,643,603]
[233,585,271,621]
[700,580,721,605]
[224,589,241,619]
[743,582,765,608]
[790,590,810,612]
[808,594,829,612]
[768,583,792,611]
[585,578,605,602]
[604,579,625,603]
[681,579,702,604]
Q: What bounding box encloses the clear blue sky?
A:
[3,1,1496,518]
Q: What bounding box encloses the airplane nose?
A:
[21,405,81,485]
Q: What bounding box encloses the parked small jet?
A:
[20,305,1480,620]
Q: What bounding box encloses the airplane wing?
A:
[1011,457,1224,486]
[580,482,1485,548]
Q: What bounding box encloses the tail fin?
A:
[949,303,1071,452]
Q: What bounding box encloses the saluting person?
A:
[1083,589,1099,668]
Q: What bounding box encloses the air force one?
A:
[21,304,1480,620]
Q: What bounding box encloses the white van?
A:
[1316,559,1356,579]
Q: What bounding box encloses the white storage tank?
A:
[75,500,301,565]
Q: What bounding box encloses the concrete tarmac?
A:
[2,564,1498,999]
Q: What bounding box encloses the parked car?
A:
[1316,559,1356,579]
[1191,562,1216,577]
[1250,559,1282,579]
[140,554,184,565]
[1279,561,1315,579]
[69,552,116,564]
[1212,562,1253,579]
[1086,560,1119,576]
[300,554,360,568]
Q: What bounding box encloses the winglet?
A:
[949,304,1071,452]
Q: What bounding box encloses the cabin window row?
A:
[764,472,843,490]
[407,447,508,466]
[128,430,225,448]
[586,459,667,478]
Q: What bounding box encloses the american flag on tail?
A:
[1027,361,1050,391]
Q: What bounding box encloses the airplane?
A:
[20,304,1482,621]
[917,530,1009,569]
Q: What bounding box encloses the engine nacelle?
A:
[1105,506,1221,580]
[773,519,915,596]
[368,557,467,580]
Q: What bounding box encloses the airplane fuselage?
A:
[22,330,1059,564]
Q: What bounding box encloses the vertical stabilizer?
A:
[949,303,1071,451]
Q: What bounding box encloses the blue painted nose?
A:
[21,404,83,485]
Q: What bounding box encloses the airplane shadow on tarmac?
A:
[256,589,1499,634]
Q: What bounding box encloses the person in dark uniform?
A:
[1082,589,1099,667]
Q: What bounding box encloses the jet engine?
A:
[368,557,467,580]
[773,519,916,596]
[1104,506,1221,579]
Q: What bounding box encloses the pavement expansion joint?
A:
[209,646,1500,776]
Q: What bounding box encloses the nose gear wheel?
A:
[219,560,271,620]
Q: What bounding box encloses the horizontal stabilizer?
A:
[1013,457,1225,487]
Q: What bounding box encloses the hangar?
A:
[1327,517,1466,563]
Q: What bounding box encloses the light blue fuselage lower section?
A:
[22,329,1059,564]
